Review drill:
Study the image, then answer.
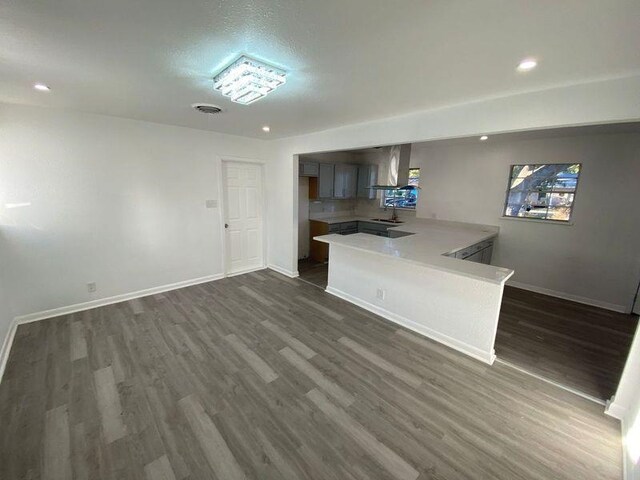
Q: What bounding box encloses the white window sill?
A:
[499,216,574,226]
[378,206,416,211]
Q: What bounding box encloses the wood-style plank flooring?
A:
[0,270,622,480]
[297,258,329,288]
[497,286,638,400]
[298,260,638,400]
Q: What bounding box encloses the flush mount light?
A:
[262,126,270,132]
[33,83,50,91]
[480,135,489,141]
[213,55,286,105]
[517,58,537,72]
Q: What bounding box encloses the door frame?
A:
[218,156,268,277]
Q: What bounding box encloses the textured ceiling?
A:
[1,0,639,139]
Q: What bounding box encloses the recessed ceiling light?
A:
[214,55,286,105]
[517,58,537,72]
[262,126,270,132]
[480,135,489,141]
[33,83,50,91]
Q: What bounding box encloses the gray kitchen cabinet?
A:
[357,164,378,199]
[481,244,493,264]
[299,161,319,177]
[318,163,335,198]
[328,221,358,235]
[451,239,494,264]
[388,229,413,239]
[334,164,358,199]
[358,221,389,237]
[466,250,483,263]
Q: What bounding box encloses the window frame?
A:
[381,167,420,210]
[501,163,582,224]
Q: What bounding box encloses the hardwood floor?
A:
[298,258,329,288]
[298,260,638,400]
[496,286,638,400]
[0,270,622,479]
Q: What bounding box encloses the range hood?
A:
[368,144,418,190]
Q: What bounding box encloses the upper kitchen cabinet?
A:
[299,160,319,177]
[318,163,335,198]
[357,164,378,199]
[334,164,358,199]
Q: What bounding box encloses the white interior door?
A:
[223,161,264,275]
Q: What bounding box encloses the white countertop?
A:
[314,218,514,284]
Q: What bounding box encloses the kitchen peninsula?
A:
[315,219,514,364]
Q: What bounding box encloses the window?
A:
[503,163,581,222]
[383,168,420,209]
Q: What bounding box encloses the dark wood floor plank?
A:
[298,261,638,400]
[0,270,623,480]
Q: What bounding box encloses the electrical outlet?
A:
[205,199,217,208]
[376,288,385,300]
[87,282,97,293]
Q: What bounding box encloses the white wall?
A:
[327,245,505,364]
[411,133,640,311]
[266,74,640,288]
[0,103,264,329]
[0,262,15,365]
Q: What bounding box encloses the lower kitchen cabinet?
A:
[310,220,360,262]
[309,220,330,262]
[358,221,389,237]
[451,239,494,264]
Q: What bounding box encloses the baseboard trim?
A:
[0,318,19,384]
[325,286,495,365]
[605,396,627,420]
[14,273,225,326]
[507,280,628,313]
[267,264,299,278]
[226,266,267,278]
[1,273,227,384]
[495,358,605,405]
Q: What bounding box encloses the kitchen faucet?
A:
[383,199,399,222]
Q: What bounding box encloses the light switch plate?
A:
[206,199,217,208]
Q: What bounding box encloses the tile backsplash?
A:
[308,197,417,221]
[309,198,356,217]
[354,198,416,220]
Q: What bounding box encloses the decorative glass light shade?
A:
[213,56,286,105]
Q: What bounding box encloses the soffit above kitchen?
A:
[1,0,639,139]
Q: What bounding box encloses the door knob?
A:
[225,223,229,228]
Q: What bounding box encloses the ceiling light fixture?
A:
[480,135,489,141]
[213,55,286,105]
[33,83,50,91]
[517,58,537,72]
[262,126,270,132]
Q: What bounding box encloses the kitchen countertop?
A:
[314,218,514,284]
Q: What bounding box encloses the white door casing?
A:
[222,161,264,275]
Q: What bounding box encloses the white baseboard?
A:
[0,318,18,384]
[267,264,299,278]
[325,286,495,365]
[226,265,267,278]
[14,273,225,325]
[0,273,226,384]
[507,280,628,313]
[605,395,627,420]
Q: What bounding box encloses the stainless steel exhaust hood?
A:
[368,144,417,190]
